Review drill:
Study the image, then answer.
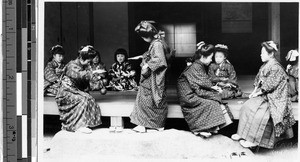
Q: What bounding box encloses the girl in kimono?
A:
[231,41,296,149]
[177,41,233,138]
[44,45,65,96]
[55,45,102,134]
[89,50,108,95]
[208,44,246,99]
[129,21,169,133]
[108,48,138,91]
[285,49,298,102]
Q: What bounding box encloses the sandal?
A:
[76,127,92,134]
[230,152,240,159]
[132,125,147,133]
[231,134,243,141]
[196,132,212,139]
[239,140,257,148]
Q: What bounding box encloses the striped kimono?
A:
[55,59,102,132]
[208,60,242,99]
[44,59,65,95]
[237,59,296,149]
[130,39,168,128]
[177,60,233,133]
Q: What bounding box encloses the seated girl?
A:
[208,44,247,99]
[231,41,295,149]
[44,45,65,96]
[177,41,233,138]
[108,48,138,91]
[55,45,102,134]
[89,50,108,95]
[285,49,298,102]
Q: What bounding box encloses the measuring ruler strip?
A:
[3,0,17,161]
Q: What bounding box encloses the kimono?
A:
[55,59,102,132]
[177,60,233,133]
[89,62,108,91]
[237,59,295,149]
[208,60,243,99]
[130,39,168,128]
[108,61,138,91]
[286,64,298,102]
[44,59,65,96]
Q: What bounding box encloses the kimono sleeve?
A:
[185,65,220,101]
[260,65,284,93]
[227,63,238,84]
[66,64,93,81]
[208,64,220,83]
[147,41,167,72]
[44,61,59,82]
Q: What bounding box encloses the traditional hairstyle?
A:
[286,49,299,62]
[194,42,215,60]
[214,44,228,58]
[135,20,159,38]
[114,48,128,63]
[261,41,278,54]
[48,45,65,62]
[78,45,97,61]
[50,45,65,55]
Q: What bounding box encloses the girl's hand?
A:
[142,64,149,70]
[93,69,106,74]
[211,85,223,93]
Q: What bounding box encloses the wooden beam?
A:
[269,3,281,62]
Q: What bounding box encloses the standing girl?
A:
[231,41,295,149]
[285,49,298,102]
[44,45,65,96]
[177,41,233,138]
[130,21,169,132]
[55,45,102,134]
[208,44,246,99]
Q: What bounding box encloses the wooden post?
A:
[109,116,124,133]
[269,3,281,62]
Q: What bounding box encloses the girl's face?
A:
[201,53,214,65]
[80,58,91,66]
[93,55,99,64]
[214,52,226,64]
[53,54,64,63]
[260,47,273,62]
[116,54,125,63]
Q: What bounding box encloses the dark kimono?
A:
[44,59,65,96]
[55,59,102,132]
[208,60,242,99]
[89,62,108,91]
[130,39,168,128]
[237,59,295,149]
[286,64,298,102]
[108,61,138,91]
[177,60,233,133]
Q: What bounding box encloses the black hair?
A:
[114,48,128,63]
[194,44,215,60]
[215,46,228,58]
[135,21,159,38]
[78,45,97,61]
[48,45,65,62]
[261,41,278,54]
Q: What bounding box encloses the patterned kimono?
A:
[237,59,295,149]
[208,60,242,99]
[130,39,168,128]
[44,59,65,96]
[177,60,233,133]
[108,61,138,91]
[55,59,102,132]
[286,63,298,102]
[89,62,108,91]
